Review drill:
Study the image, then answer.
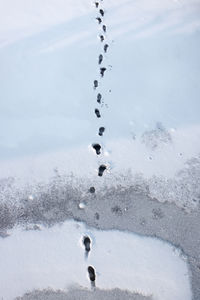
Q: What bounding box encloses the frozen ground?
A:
[16,288,151,300]
[0,182,199,299]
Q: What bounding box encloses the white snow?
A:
[0,220,192,300]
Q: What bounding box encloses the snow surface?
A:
[0,220,192,300]
[0,0,199,190]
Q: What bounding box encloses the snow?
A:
[0,220,192,300]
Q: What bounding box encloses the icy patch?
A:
[148,155,200,210]
[0,220,192,300]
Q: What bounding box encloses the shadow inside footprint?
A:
[99,35,104,42]
[98,164,107,176]
[100,67,106,77]
[95,109,101,118]
[92,143,101,155]
[102,25,106,32]
[98,127,105,136]
[83,236,91,253]
[98,54,103,64]
[89,186,96,193]
[93,80,98,89]
[99,9,104,17]
[88,265,96,286]
[104,44,109,53]
[97,93,102,103]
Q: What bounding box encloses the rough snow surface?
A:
[0,220,192,300]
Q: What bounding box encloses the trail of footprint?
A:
[83,1,110,287]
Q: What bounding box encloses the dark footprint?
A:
[98,54,103,64]
[95,2,99,8]
[98,126,105,136]
[98,164,107,176]
[92,143,101,155]
[104,44,109,53]
[83,236,91,253]
[97,93,102,103]
[89,186,95,193]
[96,17,102,24]
[99,9,104,17]
[102,25,106,32]
[99,35,104,42]
[100,67,106,77]
[94,80,98,89]
[88,266,96,283]
[95,108,101,118]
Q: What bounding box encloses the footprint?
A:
[95,108,101,118]
[99,35,105,42]
[100,67,106,77]
[92,143,101,155]
[97,93,102,103]
[88,266,96,283]
[98,54,103,65]
[98,127,105,136]
[104,44,109,53]
[102,25,106,32]
[96,17,102,24]
[95,2,99,8]
[98,164,107,176]
[94,80,98,89]
[89,186,96,193]
[99,9,104,17]
[83,236,91,253]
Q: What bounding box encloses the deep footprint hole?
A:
[100,67,106,77]
[92,143,101,155]
[98,127,105,136]
[83,236,91,252]
[88,266,96,282]
[102,24,106,32]
[89,186,96,193]
[94,80,98,89]
[99,35,104,42]
[99,9,104,17]
[98,54,103,64]
[104,44,109,52]
[97,93,102,103]
[95,108,101,118]
[98,164,107,176]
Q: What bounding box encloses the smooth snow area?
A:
[0,220,192,300]
[0,0,199,188]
